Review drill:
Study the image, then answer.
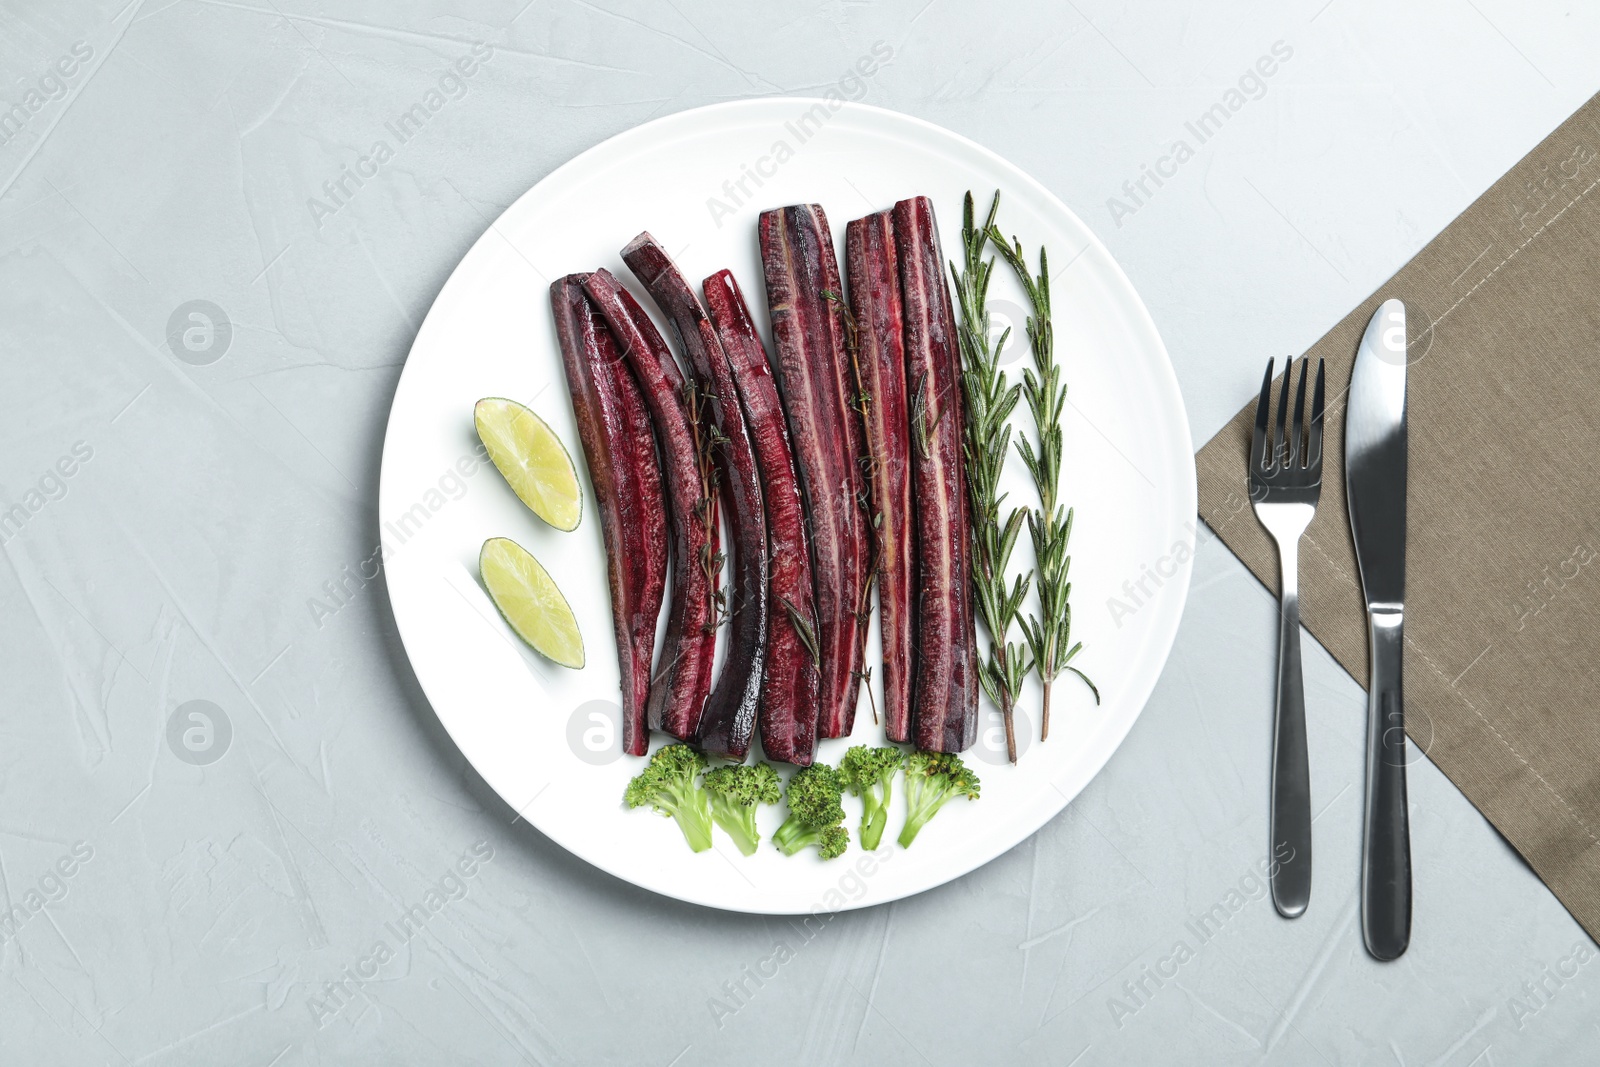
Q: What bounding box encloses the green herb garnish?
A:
[952,191,1034,762]
[986,200,1099,740]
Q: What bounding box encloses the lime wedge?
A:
[480,537,585,668]
[475,397,582,532]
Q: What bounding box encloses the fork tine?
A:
[1306,358,1326,470]
[1273,358,1290,469]
[1290,358,1308,469]
[1252,358,1274,470]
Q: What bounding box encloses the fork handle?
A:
[1270,534,1313,919]
[1362,610,1412,960]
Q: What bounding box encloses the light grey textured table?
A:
[2,1,1595,1063]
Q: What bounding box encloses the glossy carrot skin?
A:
[893,196,978,753]
[550,275,666,757]
[703,269,820,766]
[623,234,768,761]
[583,269,718,742]
[759,205,868,740]
[845,212,915,744]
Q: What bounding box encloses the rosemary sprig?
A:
[953,191,1034,763]
[986,201,1099,740]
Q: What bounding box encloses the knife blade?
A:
[1345,297,1412,961]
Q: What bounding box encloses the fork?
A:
[1250,356,1325,919]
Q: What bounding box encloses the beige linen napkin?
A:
[1196,92,1600,940]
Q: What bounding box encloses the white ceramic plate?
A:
[380,98,1195,914]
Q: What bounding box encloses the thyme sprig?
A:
[953,191,1034,763]
[986,202,1098,739]
[683,376,728,631]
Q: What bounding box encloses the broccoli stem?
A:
[773,818,847,859]
[772,814,812,856]
[898,784,943,849]
[897,812,928,848]
[669,786,714,852]
[708,794,761,856]
[859,783,891,851]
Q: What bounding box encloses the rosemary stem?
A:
[1040,678,1053,742]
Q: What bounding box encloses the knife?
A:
[1344,297,1412,961]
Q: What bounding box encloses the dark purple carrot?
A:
[551,275,668,757]
[845,212,915,744]
[614,282,725,719]
[759,205,868,740]
[616,284,724,718]
[583,268,719,742]
[894,195,978,754]
[615,281,725,728]
[703,269,821,766]
[623,234,768,762]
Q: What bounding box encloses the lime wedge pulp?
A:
[479,537,585,668]
[475,397,582,531]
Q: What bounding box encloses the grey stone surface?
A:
[1,0,1595,1063]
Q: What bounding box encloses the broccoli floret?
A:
[897,751,980,848]
[839,745,905,851]
[811,824,850,860]
[702,762,781,856]
[623,743,713,852]
[772,763,849,859]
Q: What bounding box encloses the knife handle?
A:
[1269,537,1312,919]
[1362,609,1412,960]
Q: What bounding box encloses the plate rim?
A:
[378,96,1197,914]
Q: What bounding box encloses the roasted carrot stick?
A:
[551,275,666,756]
[583,269,719,742]
[845,212,915,744]
[894,196,979,753]
[704,268,821,766]
[624,234,768,761]
[759,205,869,740]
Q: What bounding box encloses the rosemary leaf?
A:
[778,594,821,667]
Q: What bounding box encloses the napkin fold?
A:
[1196,92,1600,941]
